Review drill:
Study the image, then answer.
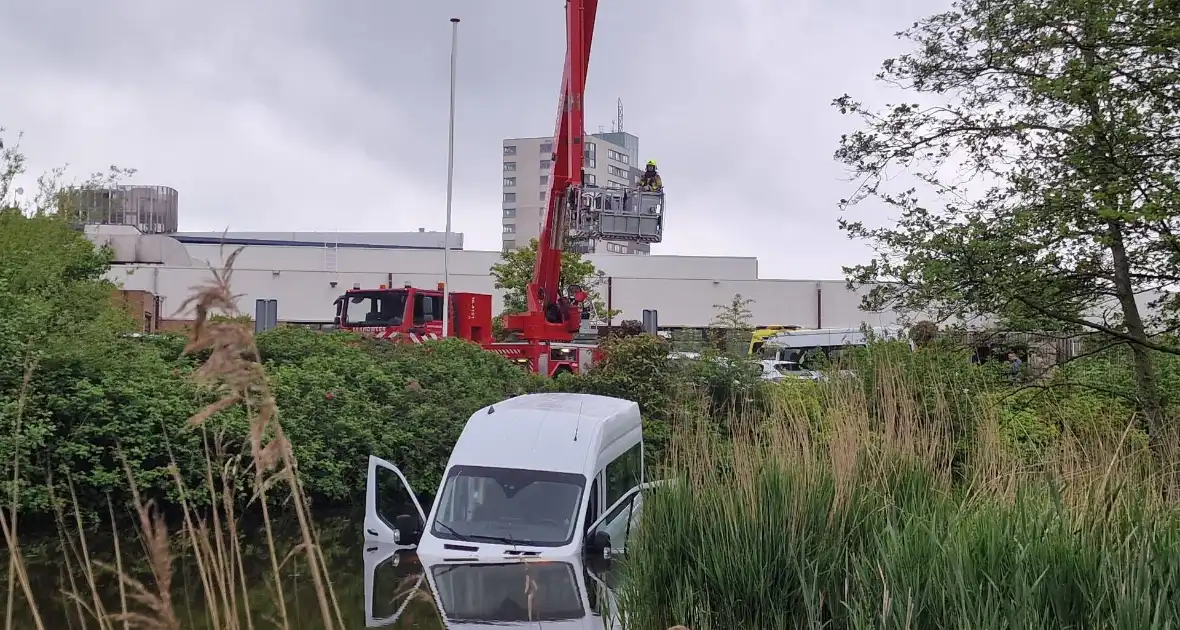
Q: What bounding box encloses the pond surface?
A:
[364,545,623,628]
[3,515,625,629]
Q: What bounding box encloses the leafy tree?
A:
[0,130,137,354]
[710,293,755,355]
[711,293,755,329]
[0,132,201,520]
[578,333,675,456]
[3,128,136,220]
[489,238,618,320]
[909,320,939,348]
[832,0,1180,444]
[0,130,26,210]
[603,319,645,339]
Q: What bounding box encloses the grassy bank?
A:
[619,356,1180,630]
[1,255,349,630]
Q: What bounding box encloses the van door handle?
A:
[366,529,378,537]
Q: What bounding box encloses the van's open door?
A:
[365,456,428,546]
[586,479,671,558]
[363,543,425,627]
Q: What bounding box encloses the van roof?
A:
[448,393,641,476]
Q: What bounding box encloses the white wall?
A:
[110,265,894,328]
[183,243,504,277]
[180,244,760,281]
[98,229,1175,330]
[121,242,773,326]
[587,253,757,281]
[111,266,506,322]
[117,239,1174,329]
[116,260,1170,330]
[605,278,899,328]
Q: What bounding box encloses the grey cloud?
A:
[0,0,952,278]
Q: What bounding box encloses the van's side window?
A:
[583,478,600,532]
[605,442,642,508]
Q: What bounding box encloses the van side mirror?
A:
[586,530,611,556]
[393,514,421,545]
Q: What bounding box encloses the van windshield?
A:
[431,465,586,547]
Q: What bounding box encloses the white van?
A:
[758,325,909,363]
[364,392,648,561]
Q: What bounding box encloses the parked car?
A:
[759,360,825,382]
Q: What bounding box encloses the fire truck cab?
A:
[333,283,493,344]
[333,283,597,378]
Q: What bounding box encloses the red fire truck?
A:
[333,280,600,377]
[333,0,665,376]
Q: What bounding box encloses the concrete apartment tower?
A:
[501,131,650,255]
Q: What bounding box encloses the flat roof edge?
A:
[173,235,447,251]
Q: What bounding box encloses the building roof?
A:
[171,230,463,250]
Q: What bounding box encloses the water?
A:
[364,545,623,629]
[3,516,625,629]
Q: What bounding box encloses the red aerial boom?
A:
[500,0,598,343]
[332,0,666,377]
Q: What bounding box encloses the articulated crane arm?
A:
[501,0,597,343]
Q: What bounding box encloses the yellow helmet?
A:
[646,159,657,167]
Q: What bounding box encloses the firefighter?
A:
[638,160,663,192]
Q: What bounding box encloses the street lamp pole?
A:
[442,17,460,337]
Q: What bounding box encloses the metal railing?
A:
[566,184,664,245]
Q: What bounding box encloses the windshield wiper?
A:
[469,532,520,547]
[433,518,523,546]
[433,520,474,542]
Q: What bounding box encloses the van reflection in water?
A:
[364,544,620,629]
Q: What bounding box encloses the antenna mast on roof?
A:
[616,98,623,133]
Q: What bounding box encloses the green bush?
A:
[575,333,773,460]
[579,334,672,417]
[574,333,675,459]
[266,332,550,501]
[0,334,211,521]
[0,211,211,523]
[674,351,770,421]
[0,210,560,522]
[614,341,1180,628]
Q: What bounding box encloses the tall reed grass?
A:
[619,359,1180,630]
[1,251,348,630]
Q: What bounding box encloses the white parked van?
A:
[758,325,910,363]
[364,392,648,561]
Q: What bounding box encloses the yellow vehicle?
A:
[748,325,802,358]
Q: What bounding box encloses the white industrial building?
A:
[90,226,903,330]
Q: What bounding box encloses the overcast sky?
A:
[0,0,948,279]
